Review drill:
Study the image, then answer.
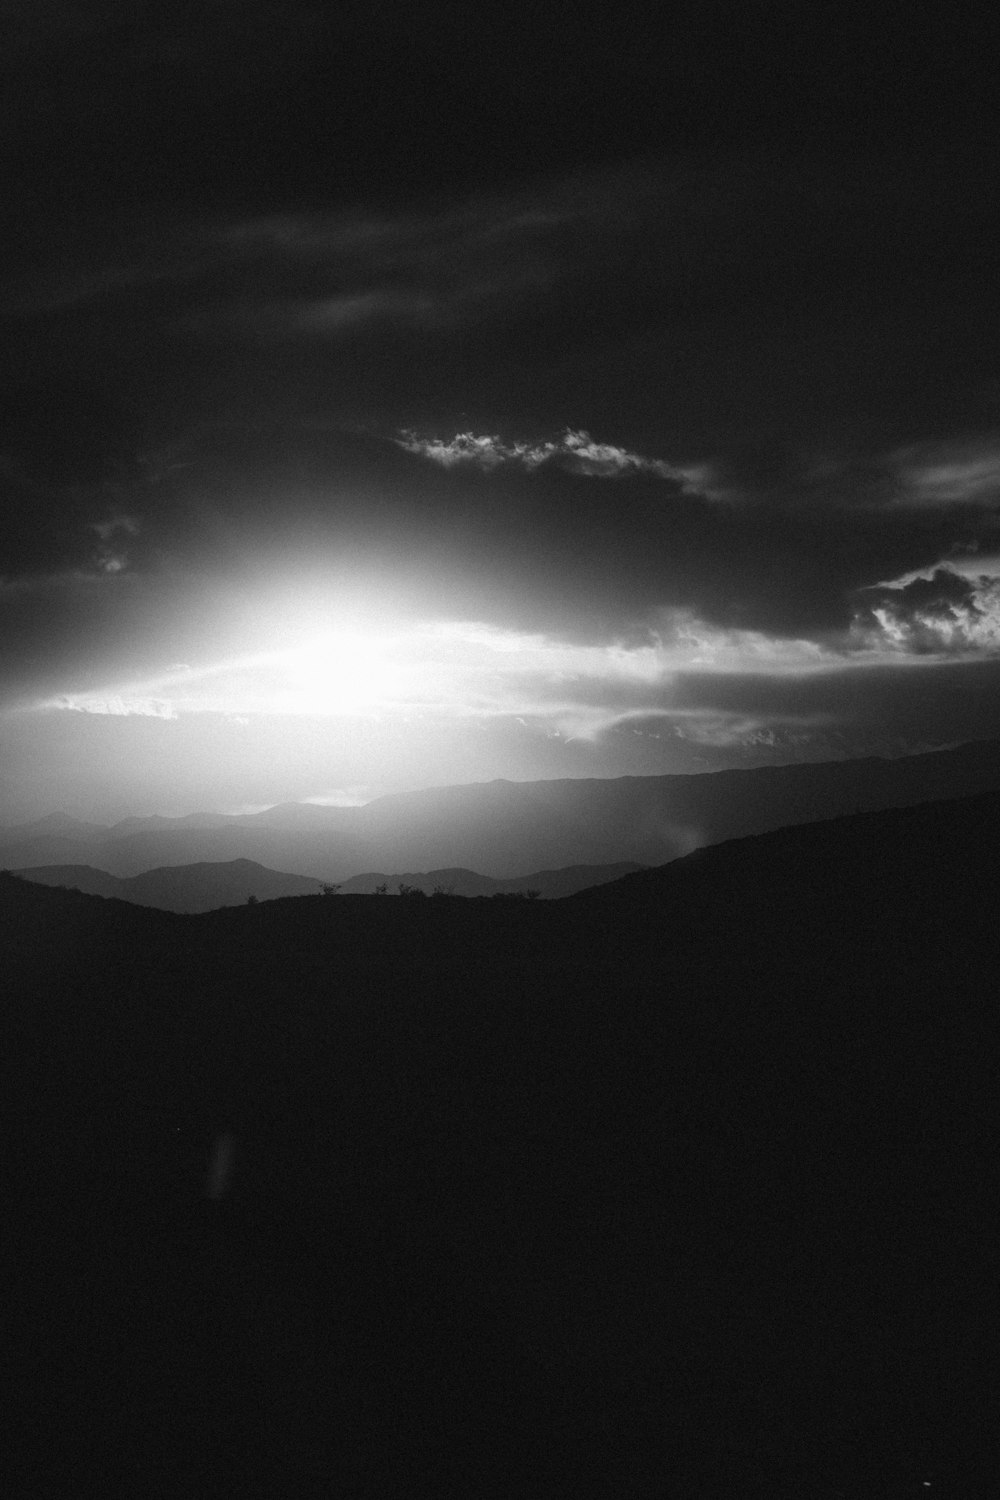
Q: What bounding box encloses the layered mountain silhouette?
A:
[12,858,642,910]
[5,787,999,1494]
[3,736,999,880]
[11,858,324,912]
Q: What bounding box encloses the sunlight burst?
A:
[281,632,405,715]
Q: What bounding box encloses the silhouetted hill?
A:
[3,736,999,879]
[569,783,1000,919]
[4,793,999,1495]
[336,861,643,897]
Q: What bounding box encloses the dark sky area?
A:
[3,2,1000,818]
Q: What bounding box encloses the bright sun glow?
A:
[38,589,977,737]
[281,632,405,715]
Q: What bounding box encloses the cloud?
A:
[395,427,708,485]
[889,436,1000,506]
[853,567,1000,654]
[90,514,141,542]
[3,181,580,330]
[228,290,439,340]
[86,513,141,576]
[45,693,177,718]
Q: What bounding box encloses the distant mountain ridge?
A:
[11,859,322,913]
[13,859,643,911]
[3,736,999,880]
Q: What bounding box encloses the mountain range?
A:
[3,736,999,882]
[11,859,643,912]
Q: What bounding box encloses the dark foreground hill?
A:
[4,794,999,1496]
[3,735,999,879]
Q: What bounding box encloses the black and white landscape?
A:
[6,5,1000,1495]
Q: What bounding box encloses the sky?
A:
[3,2,1000,820]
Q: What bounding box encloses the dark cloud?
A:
[668,655,1000,753]
[7,150,1000,484]
[4,417,997,660]
[854,569,1000,654]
